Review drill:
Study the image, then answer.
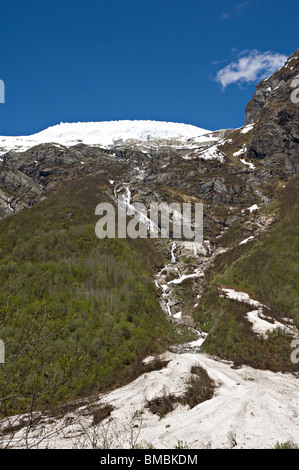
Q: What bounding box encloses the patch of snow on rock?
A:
[248,204,259,212]
[240,124,254,134]
[240,158,255,169]
[246,310,297,338]
[239,236,254,245]
[221,288,265,309]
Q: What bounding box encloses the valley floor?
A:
[2,348,299,449]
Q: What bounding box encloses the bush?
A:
[273,440,299,449]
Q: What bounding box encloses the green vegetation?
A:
[0,175,178,415]
[184,365,215,408]
[216,209,299,325]
[145,365,215,420]
[197,293,295,371]
[175,440,190,449]
[145,394,178,419]
[216,177,299,324]
[273,440,299,449]
[193,175,299,371]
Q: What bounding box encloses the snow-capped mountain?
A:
[0,120,213,156]
[0,49,298,450]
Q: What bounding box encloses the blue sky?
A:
[0,0,298,135]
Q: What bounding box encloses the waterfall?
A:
[171,241,177,263]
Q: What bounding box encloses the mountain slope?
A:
[245,48,299,176]
[192,51,299,370]
[0,49,299,448]
[0,173,194,415]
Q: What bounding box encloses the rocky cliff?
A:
[245,49,299,176]
[0,50,299,444]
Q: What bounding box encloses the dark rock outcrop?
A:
[0,48,299,238]
[245,49,299,175]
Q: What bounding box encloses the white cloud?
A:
[215,50,288,88]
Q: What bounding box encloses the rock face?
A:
[0,49,298,233]
[0,143,127,218]
[245,49,299,175]
[0,50,299,439]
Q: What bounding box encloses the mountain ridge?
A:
[0,48,298,449]
[0,120,212,156]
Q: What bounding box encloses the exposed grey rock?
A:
[245,49,299,177]
[0,49,298,255]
